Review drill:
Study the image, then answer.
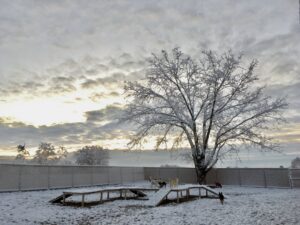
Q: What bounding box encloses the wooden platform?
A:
[145,184,227,206]
[50,185,227,207]
[50,186,158,207]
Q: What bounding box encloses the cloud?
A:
[0,0,299,154]
[80,70,145,90]
[89,91,120,102]
[266,81,300,123]
[81,78,99,89]
[2,0,298,87]
[0,53,145,97]
[47,76,77,94]
[85,104,124,123]
[0,110,131,152]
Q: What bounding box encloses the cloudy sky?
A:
[0,0,299,164]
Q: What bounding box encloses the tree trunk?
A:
[193,154,208,184]
[195,167,208,184]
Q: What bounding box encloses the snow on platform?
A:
[144,184,227,207]
[145,187,171,206]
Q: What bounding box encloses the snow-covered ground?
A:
[1,182,300,225]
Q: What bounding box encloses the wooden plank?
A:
[81,194,85,207]
[145,188,171,206]
[62,187,158,195]
[100,192,103,202]
[129,189,147,197]
[51,185,225,207]
[49,193,72,204]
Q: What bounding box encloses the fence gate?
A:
[289,169,300,188]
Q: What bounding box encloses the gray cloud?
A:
[0,53,145,97]
[89,91,120,102]
[47,76,77,94]
[81,79,99,89]
[0,0,299,154]
[80,70,145,89]
[0,0,295,78]
[266,81,300,111]
[0,106,130,152]
[2,0,298,85]
[85,104,124,123]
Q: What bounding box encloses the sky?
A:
[0,0,299,166]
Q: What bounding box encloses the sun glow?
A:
[0,91,125,126]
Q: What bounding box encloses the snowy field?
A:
[1,182,300,225]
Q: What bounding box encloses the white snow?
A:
[145,187,171,206]
[144,185,226,207]
[1,182,300,225]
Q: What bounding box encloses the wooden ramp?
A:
[201,185,228,198]
[145,188,171,206]
[50,187,158,206]
[49,193,72,204]
[129,189,147,197]
[144,185,228,207]
[49,185,227,207]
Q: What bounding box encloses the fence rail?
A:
[205,168,292,188]
[144,167,298,188]
[0,164,144,192]
[0,164,299,192]
[288,168,300,188]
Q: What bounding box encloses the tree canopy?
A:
[124,48,287,182]
[75,145,109,165]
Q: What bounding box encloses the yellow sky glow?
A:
[0,90,125,126]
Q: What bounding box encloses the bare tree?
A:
[33,142,57,164]
[124,48,287,183]
[15,144,30,161]
[291,157,300,169]
[56,146,68,159]
[75,145,109,165]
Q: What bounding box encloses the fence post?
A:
[133,167,136,183]
[263,169,267,188]
[91,166,94,186]
[71,166,74,188]
[108,167,110,184]
[238,169,242,186]
[18,165,22,191]
[159,167,161,179]
[120,167,123,184]
[288,169,293,189]
[47,166,50,189]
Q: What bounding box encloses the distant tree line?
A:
[15,143,109,166]
[74,145,109,165]
[291,157,300,169]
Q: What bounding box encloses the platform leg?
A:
[81,194,85,207]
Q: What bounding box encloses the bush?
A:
[75,145,109,165]
[291,157,300,169]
